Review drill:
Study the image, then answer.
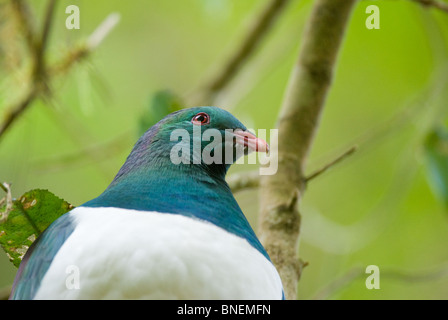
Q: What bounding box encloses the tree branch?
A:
[0,86,39,142]
[40,0,56,51]
[1,0,58,139]
[305,146,357,182]
[258,0,357,300]
[10,0,37,54]
[227,171,260,193]
[188,0,291,106]
[228,146,357,194]
[0,8,119,143]
[49,13,120,77]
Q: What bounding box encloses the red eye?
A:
[191,112,210,125]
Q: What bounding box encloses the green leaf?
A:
[138,89,184,136]
[423,127,448,208]
[0,189,74,268]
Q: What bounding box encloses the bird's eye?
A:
[191,112,210,125]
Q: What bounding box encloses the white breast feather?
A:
[34,207,283,299]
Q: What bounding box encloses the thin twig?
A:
[0,182,13,223]
[0,9,120,143]
[188,0,291,106]
[0,85,38,142]
[409,0,448,13]
[33,132,131,174]
[32,0,57,81]
[0,182,9,193]
[305,146,357,182]
[10,0,37,54]
[49,13,121,77]
[313,264,448,300]
[86,13,120,50]
[228,146,357,193]
[312,266,364,300]
[40,0,56,52]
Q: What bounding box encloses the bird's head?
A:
[112,106,268,183]
[157,106,268,163]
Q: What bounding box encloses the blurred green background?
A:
[1,0,448,299]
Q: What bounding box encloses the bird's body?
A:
[27,207,281,299]
[10,107,283,300]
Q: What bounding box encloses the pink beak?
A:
[233,130,269,154]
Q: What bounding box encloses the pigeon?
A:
[10,106,283,300]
